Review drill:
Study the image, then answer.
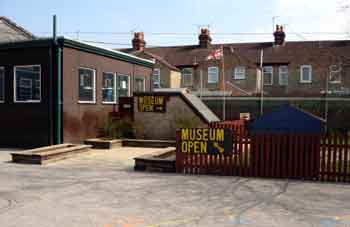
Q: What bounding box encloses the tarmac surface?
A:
[0,147,350,227]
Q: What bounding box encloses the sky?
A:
[1,0,350,48]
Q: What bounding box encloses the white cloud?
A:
[273,0,349,40]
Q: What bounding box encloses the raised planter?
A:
[122,139,176,148]
[84,138,122,149]
[84,138,175,149]
[11,144,92,165]
[134,147,176,172]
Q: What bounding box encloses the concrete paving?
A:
[0,147,350,227]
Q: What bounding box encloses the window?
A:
[135,78,145,92]
[279,66,288,86]
[234,66,246,80]
[208,67,219,84]
[153,68,161,88]
[14,65,41,102]
[0,67,4,103]
[329,65,341,84]
[117,74,130,97]
[102,72,116,104]
[263,66,273,85]
[300,65,312,83]
[78,67,96,103]
[181,68,193,87]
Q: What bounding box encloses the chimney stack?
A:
[198,28,212,48]
[273,25,286,46]
[132,32,146,51]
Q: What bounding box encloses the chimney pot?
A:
[132,32,146,51]
[273,24,286,46]
[198,28,212,48]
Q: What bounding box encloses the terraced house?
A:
[122,26,350,97]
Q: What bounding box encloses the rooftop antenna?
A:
[272,16,280,32]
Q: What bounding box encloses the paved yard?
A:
[0,147,350,227]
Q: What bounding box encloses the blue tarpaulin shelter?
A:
[250,105,325,134]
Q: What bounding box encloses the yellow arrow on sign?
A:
[213,142,224,154]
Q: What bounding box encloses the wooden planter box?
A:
[84,138,123,149]
[134,147,176,172]
[11,144,92,165]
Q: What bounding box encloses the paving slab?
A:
[0,147,350,227]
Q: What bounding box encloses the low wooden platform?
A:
[85,138,176,149]
[84,138,122,149]
[134,147,176,172]
[11,144,92,165]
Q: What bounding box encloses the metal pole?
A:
[53,15,57,43]
[260,49,264,116]
[325,69,330,132]
[222,47,226,121]
[200,69,203,98]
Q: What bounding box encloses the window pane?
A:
[181,68,192,87]
[234,66,245,79]
[15,65,41,102]
[79,68,95,102]
[102,72,115,103]
[301,66,311,82]
[117,75,130,97]
[0,67,4,102]
[135,78,145,92]
[208,67,218,83]
[263,66,273,85]
[153,68,160,88]
[279,66,288,85]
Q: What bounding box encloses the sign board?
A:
[179,128,233,156]
[138,95,166,113]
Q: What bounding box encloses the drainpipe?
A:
[53,15,62,144]
[49,46,54,145]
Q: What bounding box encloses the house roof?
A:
[122,49,180,72]
[121,40,350,68]
[0,37,155,68]
[0,16,35,43]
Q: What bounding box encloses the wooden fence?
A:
[176,130,350,182]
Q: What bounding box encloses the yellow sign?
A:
[180,128,232,155]
[138,95,166,113]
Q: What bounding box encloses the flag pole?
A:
[222,45,226,121]
[260,49,264,116]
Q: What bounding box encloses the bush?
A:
[97,117,135,139]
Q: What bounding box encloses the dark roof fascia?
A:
[133,91,216,124]
[60,38,154,68]
[0,38,53,50]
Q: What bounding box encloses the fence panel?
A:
[176,126,350,183]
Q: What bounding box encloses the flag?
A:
[206,47,223,60]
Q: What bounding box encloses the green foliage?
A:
[97,117,135,139]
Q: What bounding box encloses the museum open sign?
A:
[180,128,233,156]
[138,95,166,112]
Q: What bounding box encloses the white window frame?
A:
[181,68,193,87]
[0,67,4,103]
[78,67,96,104]
[135,77,146,92]
[153,68,161,88]
[102,72,117,105]
[300,65,312,83]
[14,65,41,103]
[117,74,131,97]
[329,65,342,84]
[208,66,219,84]
[278,65,288,86]
[263,66,273,86]
[234,66,246,80]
